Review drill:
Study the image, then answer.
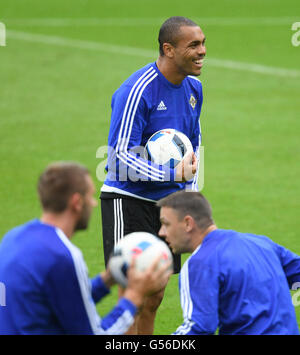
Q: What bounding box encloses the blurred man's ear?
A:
[184,215,195,233]
[69,193,83,213]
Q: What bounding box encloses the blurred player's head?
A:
[38,162,97,231]
[158,16,206,77]
[157,191,215,253]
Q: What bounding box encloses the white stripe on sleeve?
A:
[173,259,195,335]
[115,67,166,180]
[55,228,103,334]
[55,228,134,335]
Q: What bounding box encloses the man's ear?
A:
[162,42,175,58]
[69,193,83,213]
[184,215,195,233]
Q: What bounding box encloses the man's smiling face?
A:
[171,26,206,77]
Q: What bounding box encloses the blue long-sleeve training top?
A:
[0,219,137,335]
[101,61,203,201]
[174,229,300,335]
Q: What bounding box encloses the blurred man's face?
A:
[159,207,191,254]
[75,175,98,231]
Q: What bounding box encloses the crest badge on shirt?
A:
[189,94,197,110]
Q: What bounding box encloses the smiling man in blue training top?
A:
[100,16,206,334]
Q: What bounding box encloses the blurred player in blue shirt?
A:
[0,162,171,335]
[158,191,300,335]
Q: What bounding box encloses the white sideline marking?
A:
[208,58,300,78]
[6,29,300,79]
[7,29,154,56]
[3,17,298,27]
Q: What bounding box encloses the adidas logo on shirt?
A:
[157,101,167,111]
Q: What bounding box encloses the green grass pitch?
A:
[0,0,299,334]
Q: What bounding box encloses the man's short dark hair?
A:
[38,162,90,213]
[158,16,199,56]
[157,191,214,230]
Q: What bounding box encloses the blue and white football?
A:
[108,232,173,288]
[145,129,193,168]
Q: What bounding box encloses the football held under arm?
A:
[108,86,178,183]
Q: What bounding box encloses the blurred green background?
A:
[0,0,299,334]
